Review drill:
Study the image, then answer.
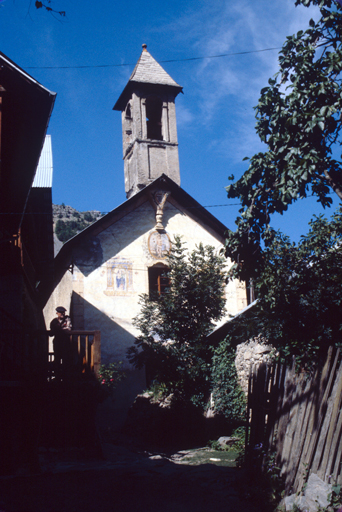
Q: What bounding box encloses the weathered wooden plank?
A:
[317,359,342,481]
[281,371,301,476]
[275,364,292,459]
[245,363,253,466]
[311,352,341,476]
[275,360,297,477]
[263,363,273,444]
[253,362,268,448]
[291,370,320,492]
[327,406,342,482]
[266,363,282,450]
[293,347,336,491]
[284,372,315,492]
[333,411,342,485]
[271,363,287,454]
[281,369,312,490]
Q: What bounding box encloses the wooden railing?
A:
[48,330,101,380]
[0,313,101,383]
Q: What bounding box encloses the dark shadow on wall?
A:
[71,203,179,278]
[70,292,146,433]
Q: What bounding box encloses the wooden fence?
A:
[247,346,342,495]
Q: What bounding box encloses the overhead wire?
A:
[0,203,242,215]
[25,47,282,70]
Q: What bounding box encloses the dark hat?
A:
[56,306,67,313]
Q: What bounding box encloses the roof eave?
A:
[113,81,183,111]
[54,174,230,265]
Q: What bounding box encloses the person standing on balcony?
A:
[50,306,72,379]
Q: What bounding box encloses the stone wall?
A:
[235,336,273,394]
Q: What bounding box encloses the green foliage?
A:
[54,210,98,242]
[211,336,246,421]
[98,362,126,397]
[55,219,86,242]
[208,426,246,453]
[127,237,227,407]
[222,0,342,367]
[83,212,94,222]
[146,380,169,401]
[225,0,342,282]
[254,208,342,366]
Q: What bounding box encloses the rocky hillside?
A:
[53,204,103,244]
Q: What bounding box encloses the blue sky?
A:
[1,0,339,242]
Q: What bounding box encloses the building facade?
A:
[44,46,247,412]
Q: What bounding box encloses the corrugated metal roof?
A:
[32,135,53,188]
[130,48,182,88]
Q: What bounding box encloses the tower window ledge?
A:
[136,138,178,147]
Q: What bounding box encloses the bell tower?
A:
[114,44,183,199]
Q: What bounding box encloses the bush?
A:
[211,336,246,422]
[84,212,94,222]
[55,218,87,242]
[128,237,227,408]
[98,362,126,398]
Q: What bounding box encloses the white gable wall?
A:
[58,199,245,365]
[44,196,246,423]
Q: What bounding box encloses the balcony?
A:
[0,324,101,383]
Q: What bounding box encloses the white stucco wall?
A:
[62,200,245,366]
[43,269,73,352]
[44,195,247,413]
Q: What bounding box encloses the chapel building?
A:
[43,45,247,412]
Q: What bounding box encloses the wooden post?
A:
[0,85,5,178]
[93,331,101,376]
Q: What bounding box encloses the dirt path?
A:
[0,442,265,512]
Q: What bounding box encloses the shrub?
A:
[128,237,227,408]
[211,336,246,422]
[98,362,126,398]
[84,212,94,222]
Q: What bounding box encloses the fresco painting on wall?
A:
[148,231,171,259]
[104,258,133,296]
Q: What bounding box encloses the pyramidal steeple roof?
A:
[129,44,182,87]
[113,44,182,111]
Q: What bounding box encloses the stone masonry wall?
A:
[235,336,273,394]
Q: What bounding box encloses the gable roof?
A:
[113,46,182,111]
[53,174,229,271]
[205,300,259,346]
[129,46,182,88]
[0,51,56,233]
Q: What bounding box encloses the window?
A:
[148,265,170,298]
[145,96,163,140]
[125,102,132,119]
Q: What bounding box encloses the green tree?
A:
[127,237,227,406]
[225,0,342,281]
[83,212,94,223]
[254,208,342,365]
